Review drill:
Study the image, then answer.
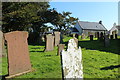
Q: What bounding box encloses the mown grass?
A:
[1,36,120,79]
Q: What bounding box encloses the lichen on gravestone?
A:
[61,39,83,79]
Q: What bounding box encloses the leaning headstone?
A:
[104,35,110,47]
[0,31,3,57]
[115,34,118,39]
[57,44,65,56]
[45,34,54,51]
[54,31,60,46]
[5,31,32,78]
[61,39,83,79]
[90,35,93,41]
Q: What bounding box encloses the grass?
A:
[1,36,120,79]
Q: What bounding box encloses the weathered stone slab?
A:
[54,31,60,46]
[0,31,3,57]
[104,35,110,47]
[57,44,65,56]
[5,31,32,76]
[61,39,83,79]
[45,34,54,51]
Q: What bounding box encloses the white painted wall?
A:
[74,22,83,35]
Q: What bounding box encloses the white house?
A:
[109,23,120,36]
[69,21,107,37]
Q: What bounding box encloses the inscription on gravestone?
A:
[45,34,54,51]
[5,31,32,76]
[54,32,60,46]
[61,39,83,79]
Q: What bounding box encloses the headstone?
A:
[110,35,113,39]
[5,31,32,77]
[100,32,104,41]
[90,35,93,41]
[104,35,110,47]
[0,31,3,57]
[97,32,100,39]
[54,32,60,46]
[57,44,65,56]
[81,34,85,39]
[61,39,83,79]
[115,34,118,39]
[45,34,54,51]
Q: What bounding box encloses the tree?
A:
[2,2,50,33]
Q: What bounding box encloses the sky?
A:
[49,2,118,30]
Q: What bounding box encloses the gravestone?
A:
[45,34,54,51]
[110,35,113,39]
[104,35,110,47]
[61,39,83,79]
[5,31,32,77]
[97,32,100,40]
[57,44,65,56]
[54,32,60,46]
[81,34,85,39]
[100,32,104,41]
[90,35,93,41]
[115,34,118,39]
[0,31,3,57]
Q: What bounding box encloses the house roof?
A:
[116,25,120,30]
[78,21,107,31]
[69,27,79,32]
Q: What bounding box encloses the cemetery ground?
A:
[1,36,120,79]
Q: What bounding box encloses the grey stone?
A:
[54,32,60,46]
[61,39,83,79]
[45,34,54,51]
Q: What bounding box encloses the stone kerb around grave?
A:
[61,39,83,79]
[4,31,32,78]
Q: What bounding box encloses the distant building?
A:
[69,21,107,37]
[109,23,120,36]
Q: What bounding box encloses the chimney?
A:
[99,20,102,24]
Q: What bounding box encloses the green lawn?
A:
[1,36,120,79]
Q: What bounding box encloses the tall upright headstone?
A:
[54,31,60,46]
[61,39,83,79]
[45,34,54,51]
[5,31,32,77]
[115,34,118,39]
[0,31,3,57]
